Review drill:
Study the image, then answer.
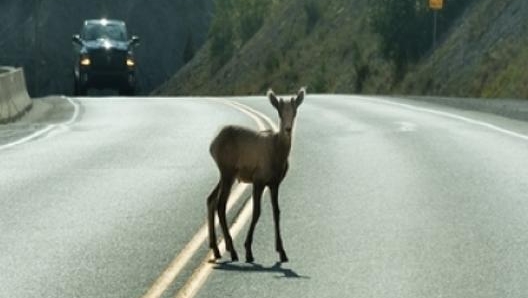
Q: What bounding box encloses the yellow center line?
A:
[174,194,257,298]
[141,182,248,298]
[141,99,274,298]
[171,100,276,298]
[224,100,277,131]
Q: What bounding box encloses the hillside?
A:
[156,0,528,99]
[400,0,528,98]
[0,0,213,96]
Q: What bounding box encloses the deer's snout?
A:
[285,127,292,134]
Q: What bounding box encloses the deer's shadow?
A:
[213,261,309,279]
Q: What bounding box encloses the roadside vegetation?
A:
[157,0,528,99]
[208,0,271,72]
[370,0,474,78]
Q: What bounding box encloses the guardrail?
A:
[0,67,32,123]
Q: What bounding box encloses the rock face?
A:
[0,0,213,96]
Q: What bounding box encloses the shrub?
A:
[311,62,328,93]
[304,0,322,34]
[264,51,280,74]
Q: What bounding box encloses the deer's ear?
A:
[295,87,305,108]
[268,89,280,110]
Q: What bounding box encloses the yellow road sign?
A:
[429,0,444,10]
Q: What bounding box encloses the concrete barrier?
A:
[0,67,32,123]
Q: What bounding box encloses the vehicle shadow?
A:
[213,261,310,279]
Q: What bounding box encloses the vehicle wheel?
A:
[119,86,135,96]
[73,81,79,96]
[73,76,80,96]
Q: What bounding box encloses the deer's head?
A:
[268,87,305,136]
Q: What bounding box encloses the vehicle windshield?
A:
[82,22,127,41]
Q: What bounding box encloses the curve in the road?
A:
[0,96,80,151]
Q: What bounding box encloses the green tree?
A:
[304,0,322,34]
[370,0,430,77]
[183,32,196,64]
[370,0,474,78]
[208,0,271,72]
[209,0,236,70]
[236,0,270,44]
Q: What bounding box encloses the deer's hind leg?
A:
[217,174,238,261]
[207,181,221,259]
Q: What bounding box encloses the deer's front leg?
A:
[244,183,264,263]
[217,176,238,261]
[207,182,221,259]
[270,184,288,262]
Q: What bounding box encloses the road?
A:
[0,97,254,298]
[2,95,528,297]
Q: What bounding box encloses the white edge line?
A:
[357,95,528,142]
[64,96,81,126]
[0,96,80,151]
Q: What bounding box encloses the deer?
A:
[206,87,305,263]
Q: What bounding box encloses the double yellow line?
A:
[142,98,276,298]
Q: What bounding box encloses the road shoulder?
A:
[401,95,528,122]
[0,96,76,146]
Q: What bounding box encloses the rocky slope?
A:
[0,0,213,96]
[156,0,528,100]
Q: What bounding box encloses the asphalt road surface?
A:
[2,95,528,298]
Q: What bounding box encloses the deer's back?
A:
[210,125,274,181]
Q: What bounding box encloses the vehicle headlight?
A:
[126,58,135,67]
[80,57,91,66]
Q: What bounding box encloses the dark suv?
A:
[72,19,140,95]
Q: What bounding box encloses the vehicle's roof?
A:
[84,19,125,26]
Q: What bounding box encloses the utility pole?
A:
[429,0,443,50]
[429,0,443,93]
[433,10,438,49]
